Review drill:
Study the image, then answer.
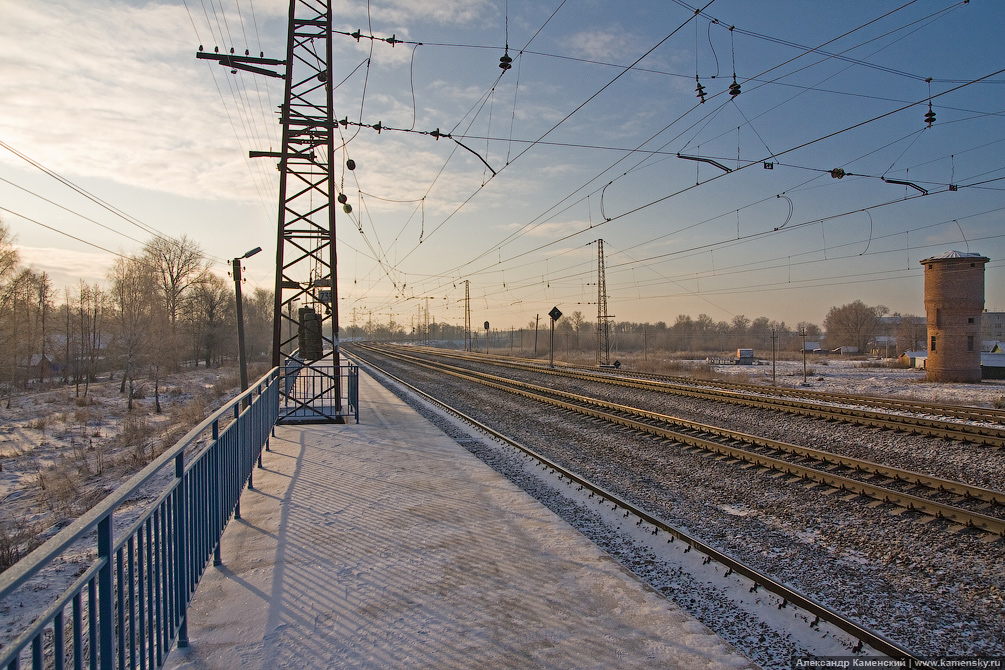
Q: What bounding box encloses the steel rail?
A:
[382,345,1005,447]
[407,345,1005,424]
[359,344,1005,536]
[348,349,929,665]
[396,344,1005,424]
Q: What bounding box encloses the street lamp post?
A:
[232,246,262,404]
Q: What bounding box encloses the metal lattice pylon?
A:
[200,0,345,423]
[270,1,342,423]
[596,239,612,366]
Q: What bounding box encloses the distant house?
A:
[900,351,927,369]
[25,354,59,381]
[802,341,821,353]
[872,335,897,356]
[982,352,1005,380]
[833,345,859,355]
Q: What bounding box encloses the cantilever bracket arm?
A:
[677,153,732,173]
[196,51,286,79]
[882,177,928,195]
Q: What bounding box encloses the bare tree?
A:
[569,310,585,350]
[143,236,209,370]
[895,314,927,353]
[74,281,107,397]
[0,220,17,282]
[187,274,234,368]
[109,257,157,410]
[823,301,885,353]
[245,288,275,361]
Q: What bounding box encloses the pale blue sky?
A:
[1,0,1002,331]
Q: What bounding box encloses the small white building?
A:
[901,351,927,368]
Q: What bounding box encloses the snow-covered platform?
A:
[165,369,756,670]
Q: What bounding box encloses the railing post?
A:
[97,515,114,670]
[212,418,222,567]
[174,452,189,648]
[231,404,242,520]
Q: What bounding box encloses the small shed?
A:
[981,352,1005,380]
[900,351,927,369]
[736,348,755,364]
[802,341,821,353]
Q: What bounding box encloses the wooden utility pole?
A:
[771,329,778,386]
[800,327,807,384]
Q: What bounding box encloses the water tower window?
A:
[968,317,975,324]
[968,336,974,352]
[931,335,937,352]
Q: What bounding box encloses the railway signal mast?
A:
[199,1,346,423]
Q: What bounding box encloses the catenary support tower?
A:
[200,0,345,422]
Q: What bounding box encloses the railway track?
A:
[354,343,1005,537]
[348,348,932,665]
[384,345,1005,447]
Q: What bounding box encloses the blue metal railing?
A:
[0,368,280,670]
[279,361,359,424]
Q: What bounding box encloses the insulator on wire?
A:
[499,53,513,70]
[830,168,845,179]
[925,102,936,128]
[343,203,352,214]
[729,77,741,97]
[337,193,348,204]
[695,76,707,103]
[346,158,356,170]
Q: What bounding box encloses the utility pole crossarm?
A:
[196,50,286,79]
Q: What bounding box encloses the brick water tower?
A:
[921,251,990,382]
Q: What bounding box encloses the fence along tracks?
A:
[356,344,1005,537]
[349,348,929,665]
[395,346,1005,447]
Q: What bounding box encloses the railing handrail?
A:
[0,368,279,601]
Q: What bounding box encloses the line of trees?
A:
[351,308,822,355]
[0,219,273,409]
[358,302,926,358]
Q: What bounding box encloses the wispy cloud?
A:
[16,245,115,288]
[0,1,271,202]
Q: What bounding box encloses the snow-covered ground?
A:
[0,366,253,562]
[708,357,1005,408]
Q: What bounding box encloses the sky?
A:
[1,0,1003,333]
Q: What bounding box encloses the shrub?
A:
[0,516,42,572]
